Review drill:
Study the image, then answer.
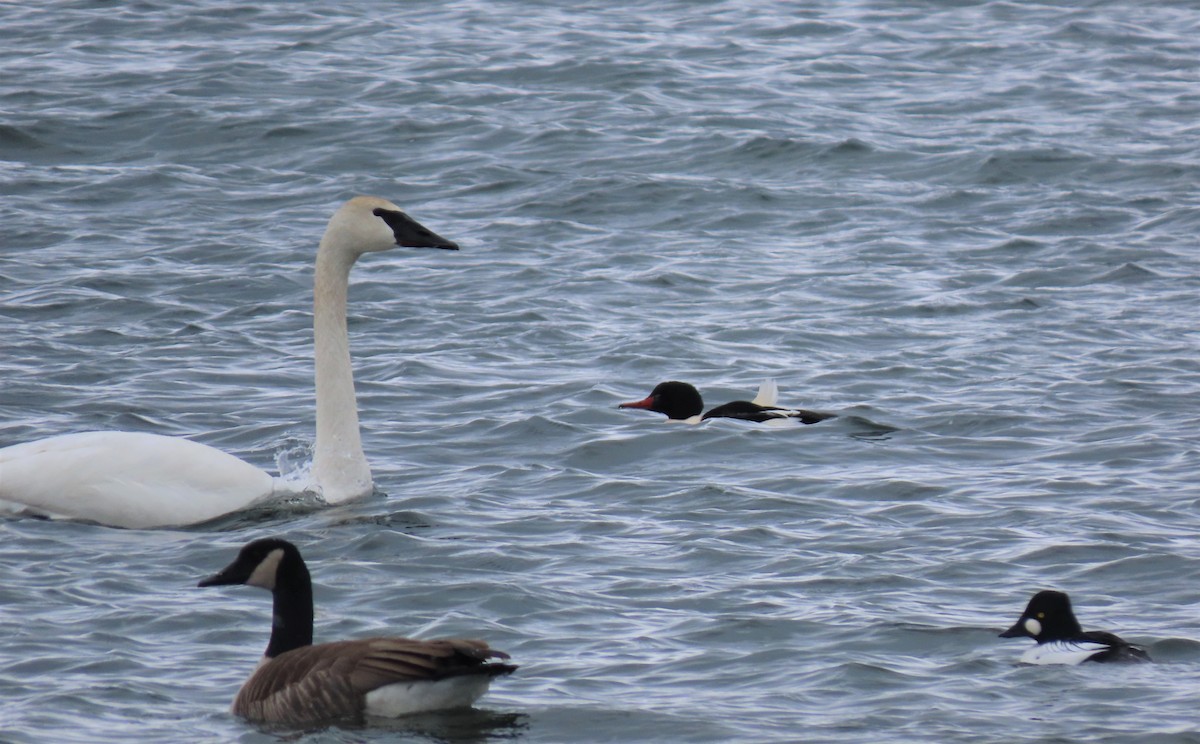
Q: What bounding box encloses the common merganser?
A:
[618,380,835,425]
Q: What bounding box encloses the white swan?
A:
[0,196,458,528]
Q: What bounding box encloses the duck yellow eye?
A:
[1037,612,1044,619]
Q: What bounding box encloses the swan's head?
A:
[321,196,459,258]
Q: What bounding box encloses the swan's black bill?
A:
[372,207,459,250]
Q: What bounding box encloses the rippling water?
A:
[3,1,1200,741]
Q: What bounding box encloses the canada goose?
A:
[0,197,458,528]
[198,538,516,725]
[619,379,835,425]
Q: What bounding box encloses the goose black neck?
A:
[265,553,314,658]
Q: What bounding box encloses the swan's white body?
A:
[0,432,276,528]
[0,197,456,528]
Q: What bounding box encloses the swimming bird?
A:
[999,590,1151,664]
[0,197,457,528]
[198,537,516,726]
[618,380,835,425]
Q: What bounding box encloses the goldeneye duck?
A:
[999,590,1151,665]
[618,380,835,425]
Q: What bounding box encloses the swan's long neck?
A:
[311,245,372,503]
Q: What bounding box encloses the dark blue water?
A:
[3,1,1200,741]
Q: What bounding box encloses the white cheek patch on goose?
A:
[246,548,284,590]
[1024,618,1042,637]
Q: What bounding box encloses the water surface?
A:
[2,1,1200,741]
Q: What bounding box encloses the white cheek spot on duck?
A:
[246,548,285,590]
[1024,618,1042,637]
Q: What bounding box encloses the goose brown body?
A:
[234,638,513,725]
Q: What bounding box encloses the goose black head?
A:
[199,537,306,592]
